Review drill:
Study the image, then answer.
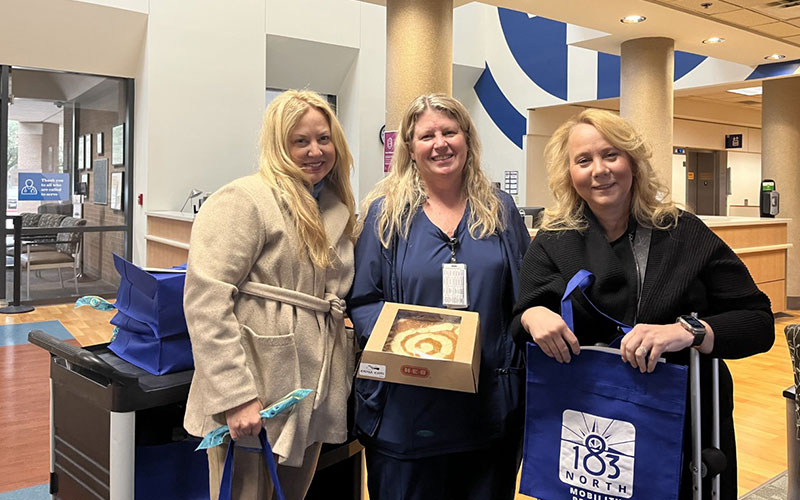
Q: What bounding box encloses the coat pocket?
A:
[240,325,301,406]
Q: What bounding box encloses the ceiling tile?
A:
[712,8,777,25]
[749,3,800,21]
[724,0,773,7]
[752,21,800,36]
[669,0,740,14]
[788,18,800,28]
[785,34,800,43]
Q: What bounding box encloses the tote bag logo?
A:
[559,410,635,498]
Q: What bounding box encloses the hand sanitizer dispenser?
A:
[760,179,779,218]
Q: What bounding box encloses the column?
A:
[385,0,453,130]
[619,37,674,192]
[762,76,800,304]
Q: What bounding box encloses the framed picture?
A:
[110,171,123,210]
[112,124,124,166]
[78,173,89,195]
[77,135,85,170]
[84,134,92,170]
[93,158,108,205]
[96,132,104,155]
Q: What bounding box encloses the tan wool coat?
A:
[183,173,355,467]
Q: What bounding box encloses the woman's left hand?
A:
[619,323,694,373]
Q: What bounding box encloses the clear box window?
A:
[383,310,462,360]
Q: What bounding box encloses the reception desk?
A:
[145,211,194,268]
[527,216,791,312]
[700,216,791,313]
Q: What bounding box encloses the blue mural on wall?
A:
[498,8,568,101]
[597,50,706,100]
[474,64,527,148]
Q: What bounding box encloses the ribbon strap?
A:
[561,269,632,335]
[219,428,285,500]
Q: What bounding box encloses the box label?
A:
[359,362,386,379]
[400,365,430,378]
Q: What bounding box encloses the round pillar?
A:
[386,0,453,130]
[762,76,800,302]
[620,37,674,192]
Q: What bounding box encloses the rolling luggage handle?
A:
[27,329,137,386]
[689,327,726,500]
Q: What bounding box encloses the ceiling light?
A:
[702,37,725,44]
[727,86,762,96]
[620,15,646,24]
[765,54,786,60]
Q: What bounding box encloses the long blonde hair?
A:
[358,94,504,247]
[541,108,679,231]
[258,90,356,268]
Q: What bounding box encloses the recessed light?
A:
[621,15,646,24]
[727,86,762,96]
[702,37,725,44]
[765,54,786,60]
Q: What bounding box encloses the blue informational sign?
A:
[18,173,71,201]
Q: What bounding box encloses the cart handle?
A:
[27,330,137,385]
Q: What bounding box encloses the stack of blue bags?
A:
[107,253,193,375]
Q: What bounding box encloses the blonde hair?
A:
[258,90,356,268]
[541,108,679,232]
[358,94,504,247]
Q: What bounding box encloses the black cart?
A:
[28,330,363,500]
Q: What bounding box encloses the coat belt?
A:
[238,282,345,320]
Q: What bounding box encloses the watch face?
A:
[681,315,704,330]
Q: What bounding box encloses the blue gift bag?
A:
[521,344,688,500]
[108,327,194,375]
[113,253,188,338]
[519,269,689,499]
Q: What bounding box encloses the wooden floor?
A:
[0,305,795,497]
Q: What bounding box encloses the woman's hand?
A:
[521,306,581,363]
[620,321,711,373]
[225,398,263,441]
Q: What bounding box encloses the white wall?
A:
[727,151,762,209]
[134,0,267,263]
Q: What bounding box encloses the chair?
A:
[19,216,86,299]
[784,324,800,499]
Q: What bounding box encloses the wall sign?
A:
[18,173,70,201]
[725,134,743,149]
[383,130,397,173]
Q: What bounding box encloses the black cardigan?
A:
[510,210,774,358]
[510,209,774,499]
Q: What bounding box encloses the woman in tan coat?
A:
[183,90,357,499]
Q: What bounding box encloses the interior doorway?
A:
[685,149,728,216]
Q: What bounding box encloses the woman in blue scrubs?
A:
[348,94,530,500]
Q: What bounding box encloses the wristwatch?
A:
[677,314,706,347]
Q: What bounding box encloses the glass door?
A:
[2,66,133,303]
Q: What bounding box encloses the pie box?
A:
[357,302,481,393]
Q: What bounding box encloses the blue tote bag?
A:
[108,327,194,376]
[113,253,188,338]
[520,270,689,500]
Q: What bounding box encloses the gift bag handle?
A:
[561,269,632,335]
[219,428,285,500]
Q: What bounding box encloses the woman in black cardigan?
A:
[511,108,774,499]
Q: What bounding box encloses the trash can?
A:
[29,329,363,500]
[785,386,799,500]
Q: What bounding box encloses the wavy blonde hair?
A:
[258,90,356,268]
[541,108,679,232]
[358,94,504,247]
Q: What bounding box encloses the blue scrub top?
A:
[352,203,524,458]
[400,208,509,363]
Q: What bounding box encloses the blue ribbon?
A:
[196,388,313,450]
[561,269,632,335]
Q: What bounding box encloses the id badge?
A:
[442,262,469,309]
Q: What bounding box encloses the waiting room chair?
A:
[19,217,86,299]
